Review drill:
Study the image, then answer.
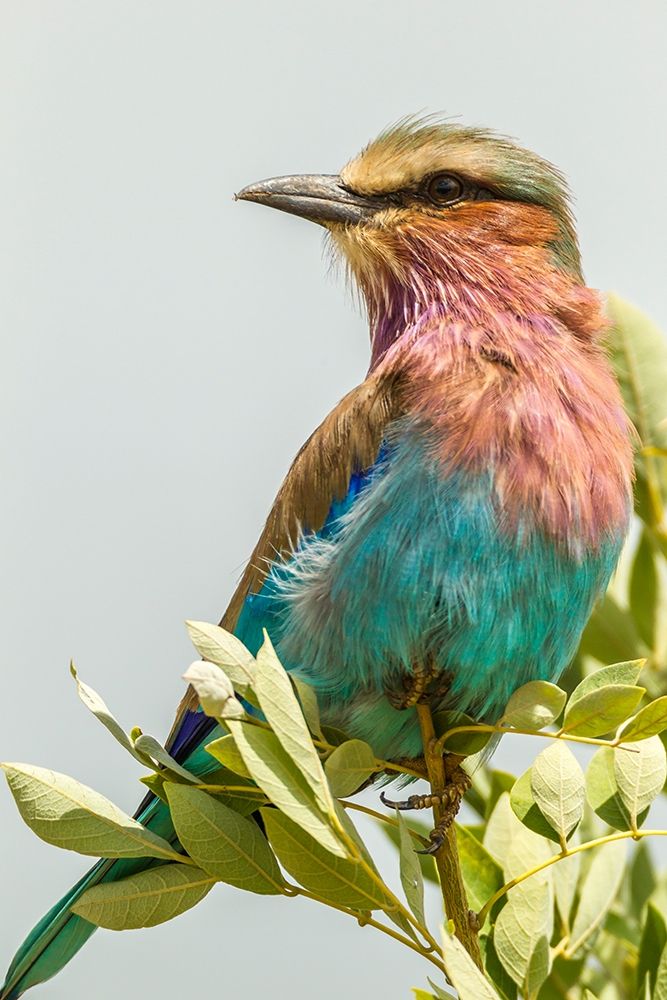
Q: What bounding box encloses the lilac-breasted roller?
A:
[1,118,633,997]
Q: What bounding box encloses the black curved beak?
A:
[235,174,383,226]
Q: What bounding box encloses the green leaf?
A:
[637,902,667,994]
[455,824,503,915]
[139,772,169,804]
[132,733,200,784]
[579,596,645,665]
[432,710,492,756]
[603,909,639,949]
[586,747,630,830]
[185,620,256,697]
[324,739,377,798]
[182,660,245,719]
[564,838,627,956]
[71,863,214,928]
[586,745,649,831]
[501,681,567,729]
[291,677,323,740]
[320,725,351,747]
[656,947,667,1000]
[619,697,667,741]
[427,982,455,1000]
[630,531,659,649]
[493,880,552,994]
[193,767,266,816]
[69,663,149,765]
[375,815,436,884]
[484,771,516,821]
[261,807,391,911]
[1,762,182,861]
[253,631,334,815]
[412,991,441,1000]
[561,684,645,737]
[509,768,560,845]
[227,720,348,858]
[441,924,501,999]
[614,736,666,829]
[204,734,252,778]
[552,851,580,932]
[630,841,657,921]
[479,934,518,1000]
[606,294,667,528]
[569,660,645,703]
[165,784,283,894]
[396,810,425,927]
[484,792,552,876]
[530,742,585,845]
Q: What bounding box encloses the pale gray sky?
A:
[1,2,666,997]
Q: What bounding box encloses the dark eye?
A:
[426,173,465,205]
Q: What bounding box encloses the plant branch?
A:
[416,702,483,970]
[477,827,667,926]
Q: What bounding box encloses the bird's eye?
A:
[426,173,465,205]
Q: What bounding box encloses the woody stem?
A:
[416,702,483,970]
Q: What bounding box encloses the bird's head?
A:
[237,117,587,359]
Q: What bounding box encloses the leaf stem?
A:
[195,783,266,795]
[477,827,667,926]
[283,883,446,973]
[435,723,639,755]
[333,818,441,955]
[416,702,483,970]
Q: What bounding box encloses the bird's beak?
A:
[235,174,382,226]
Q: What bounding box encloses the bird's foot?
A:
[380,760,471,854]
[380,789,448,811]
[384,661,451,711]
[417,764,471,855]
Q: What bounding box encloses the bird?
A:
[1,117,634,997]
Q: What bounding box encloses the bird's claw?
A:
[384,764,470,854]
[380,789,442,811]
[384,662,452,711]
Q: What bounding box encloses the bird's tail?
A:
[1,710,222,998]
[0,790,175,999]
[1,858,112,1000]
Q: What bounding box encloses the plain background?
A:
[2,2,667,997]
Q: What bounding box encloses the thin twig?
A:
[435,723,640,756]
[477,827,667,926]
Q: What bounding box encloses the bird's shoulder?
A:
[220,366,404,630]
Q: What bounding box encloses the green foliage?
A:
[501,681,567,730]
[3,294,667,998]
[166,784,284,894]
[262,806,391,910]
[397,809,426,927]
[324,739,377,797]
[71,865,215,928]
[7,615,667,996]
[1,763,183,861]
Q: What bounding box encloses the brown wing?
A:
[172,366,404,727]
